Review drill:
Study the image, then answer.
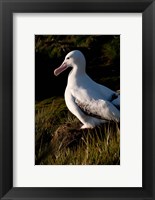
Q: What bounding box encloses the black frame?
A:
[0,0,154,199]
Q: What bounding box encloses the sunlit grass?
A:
[35,97,120,165]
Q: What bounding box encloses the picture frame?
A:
[0,0,154,199]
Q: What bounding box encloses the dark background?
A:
[35,35,120,101]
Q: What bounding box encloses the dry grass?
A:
[35,97,120,165]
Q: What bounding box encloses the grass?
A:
[35,97,120,165]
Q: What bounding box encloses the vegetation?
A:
[35,97,120,165]
[35,35,120,165]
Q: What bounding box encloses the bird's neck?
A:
[68,64,86,86]
[70,63,86,75]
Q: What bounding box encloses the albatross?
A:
[54,50,120,129]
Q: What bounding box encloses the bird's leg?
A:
[80,124,95,129]
[68,105,95,129]
[66,94,105,129]
[80,118,107,129]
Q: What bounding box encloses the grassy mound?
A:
[35,97,120,165]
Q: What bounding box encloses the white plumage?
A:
[54,50,120,129]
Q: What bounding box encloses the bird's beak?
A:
[54,62,68,76]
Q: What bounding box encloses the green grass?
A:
[35,97,120,165]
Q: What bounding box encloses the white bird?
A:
[54,50,120,129]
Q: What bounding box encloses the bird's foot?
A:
[80,124,94,129]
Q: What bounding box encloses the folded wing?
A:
[75,98,120,123]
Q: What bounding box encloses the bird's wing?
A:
[74,98,120,123]
[111,95,120,110]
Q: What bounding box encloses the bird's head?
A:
[54,50,86,76]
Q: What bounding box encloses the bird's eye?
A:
[66,57,70,59]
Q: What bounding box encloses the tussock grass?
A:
[35,97,120,165]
